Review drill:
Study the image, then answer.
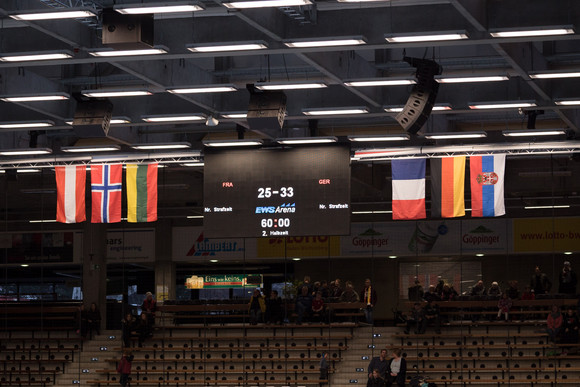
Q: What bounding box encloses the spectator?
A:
[332,278,343,298]
[121,313,137,348]
[435,278,445,294]
[408,279,424,301]
[367,369,386,387]
[248,288,266,325]
[319,352,330,383]
[320,280,330,298]
[521,285,536,321]
[531,266,552,295]
[559,261,578,295]
[136,312,152,347]
[385,348,406,387]
[312,281,321,295]
[404,303,426,334]
[547,304,563,343]
[487,281,502,297]
[340,281,359,303]
[497,293,513,321]
[265,290,283,324]
[367,348,388,379]
[470,280,487,297]
[296,286,313,324]
[87,302,102,339]
[361,278,378,325]
[299,276,313,296]
[440,284,458,301]
[76,304,88,340]
[506,280,520,300]
[141,292,157,326]
[117,349,134,387]
[424,299,441,334]
[561,307,580,354]
[311,291,325,322]
[423,285,441,302]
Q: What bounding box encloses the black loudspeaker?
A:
[396,57,442,135]
[73,100,113,138]
[247,91,287,131]
[102,8,154,49]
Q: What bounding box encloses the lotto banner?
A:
[513,218,580,252]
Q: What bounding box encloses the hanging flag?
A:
[91,164,122,223]
[126,163,158,223]
[391,159,426,220]
[55,165,86,223]
[470,154,506,217]
[431,156,466,218]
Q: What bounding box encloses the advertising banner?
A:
[106,229,155,262]
[185,274,263,289]
[173,227,246,261]
[459,219,509,253]
[513,217,580,252]
[0,231,79,264]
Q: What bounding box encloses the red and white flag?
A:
[91,164,122,223]
[391,159,426,220]
[55,165,86,223]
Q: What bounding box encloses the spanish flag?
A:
[430,156,465,218]
[126,164,158,222]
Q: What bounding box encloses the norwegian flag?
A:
[91,164,122,223]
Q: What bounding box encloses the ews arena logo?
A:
[255,203,296,214]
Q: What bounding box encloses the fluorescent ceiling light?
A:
[61,145,121,153]
[223,0,311,9]
[292,258,301,261]
[337,0,389,2]
[564,252,573,255]
[385,105,451,112]
[21,264,30,267]
[0,121,53,129]
[436,75,509,83]
[385,33,468,43]
[0,148,52,156]
[182,162,204,167]
[529,71,580,79]
[432,105,453,111]
[352,210,392,214]
[555,100,580,106]
[16,169,41,173]
[114,3,204,14]
[221,112,248,119]
[89,48,167,57]
[524,205,570,210]
[66,118,130,125]
[276,136,337,145]
[469,101,536,109]
[203,139,263,147]
[81,90,152,98]
[302,107,369,116]
[475,254,485,257]
[345,79,415,87]
[255,82,327,90]
[142,114,206,123]
[284,37,366,48]
[29,220,57,223]
[348,134,410,142]
[187,42,267,53]
[388,256,397,259]
[490,28,574,38]
[131,142,191,150]
[503,129,566,137]
[0,52,72,62]
[187,215,204,218]
[10,9,97,21]
[167,85,237,94]
[424,131,487,139]
[0,94,69,102]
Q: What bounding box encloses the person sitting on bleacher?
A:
[440,284,458,301]
[265,290,283,324]
[547,304,563,343]
[121,313,138,348]
[248,288,266,325]
[141,292,157,326]
[404,303,426,334]
[561,307,580,354]
[367,348,388,379]
[424,299,441,334]
[136,312,152,347]
[487,281,502,297]
[340,281,360,303]
[497,293,513,321]
[311,291,326,322]
[367,368,386,387]
[87,302,101,339]
[470,280,487,297]
[506,280,520,299]
[423,285,441,302]
[296,285,313,324]
[331,278,343,298]
[385,348,407,387]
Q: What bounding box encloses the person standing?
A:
[319,352,330,383]
[361,279,378,325]
[385,348,406,387]
[367,348,388,380]
[117,349,134,387]
[407,280,424,301]
[296,286,313,324]
[121,313,137,348]
[87,302,101,339]
[531,266,552,295]
[559,261,578,295]
[141,292,157,326]
[265,290,283,324]
[248,288,266,325]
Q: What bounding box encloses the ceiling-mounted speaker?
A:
[396,57,442,135]
[102,8,154,49]
[247,90,287,131]
[73,100,113,138]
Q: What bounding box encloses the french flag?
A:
[470,154,506,217]
[391,159,426,220]
[55,165,86,223]
[91,164,122,223]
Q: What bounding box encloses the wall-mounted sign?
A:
[185,274,263,289]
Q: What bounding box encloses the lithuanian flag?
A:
[430,156,465,218]
[126,164,158,222]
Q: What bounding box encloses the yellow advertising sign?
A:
[513,218,580,252]
[257,236,340,258]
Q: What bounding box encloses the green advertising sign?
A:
[185,274,263,289]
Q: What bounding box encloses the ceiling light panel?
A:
[0,51,73,62]
[0,148,52,156]
[223,0,312,9]
[284,37,367,48]
[348,134,410,142]
[88,48,168,57]
[167,85,237,94]
[142,114,206,122]
[61,145,121,153]
[490,28,574,38]
[203,139,264,147]
[81,90,152,98]
[114,2,204,14]
[344,79,416,87]
[469,101,537,109]
[187,41,267,53]
[276,136,337,144]
[302,107,369,115]
[529,71,580,79]
[436,75,509,83]
[10,9,97,21]
[424,131,487,139]
[255,82,327,90]
[0,121,54,129]
[385,32,468,43]
[221,112,248,119]
[502,129,567,137]
[0,94,70,102]
[131,142,192,150]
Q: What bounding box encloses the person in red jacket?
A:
[141,292,157,326]
[547,304,563,343]
[117,349,134,387]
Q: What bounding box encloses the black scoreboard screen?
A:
[203,145,351,238]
